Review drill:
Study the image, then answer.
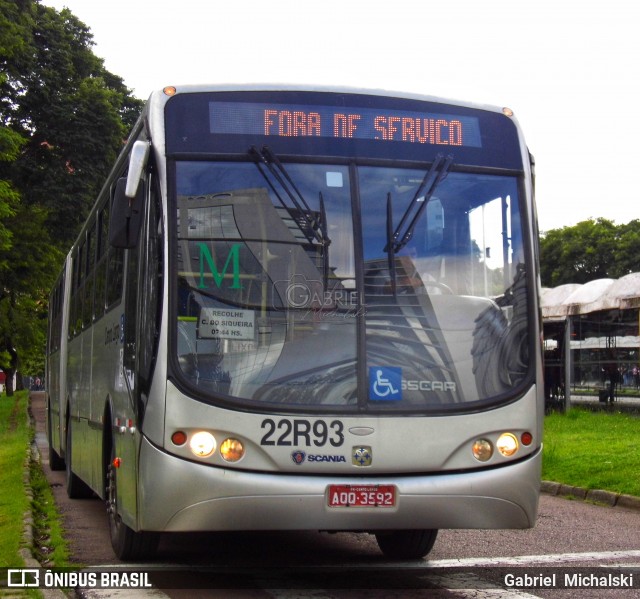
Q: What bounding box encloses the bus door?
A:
[118,170,163,527]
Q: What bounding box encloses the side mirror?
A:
[109,140,150,249]
[109,177,144,249]
[125,141,150,199]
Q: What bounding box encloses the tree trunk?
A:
[4,346,18,397]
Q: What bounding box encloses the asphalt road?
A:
[28,392,640,598]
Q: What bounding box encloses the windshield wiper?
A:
[249,145,327,246]
[384,153,454,255]
[249,145,332,286]
[386,192,397,296]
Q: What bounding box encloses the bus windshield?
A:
[173,159,529,412]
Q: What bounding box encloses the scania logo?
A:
[291,450,346,464]
[291,450,306,465]
[352,446,372,467]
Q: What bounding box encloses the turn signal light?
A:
[220,438,245,462]
[472,439,493,462]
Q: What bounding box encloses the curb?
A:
[541,480,640,511]
[23,396,69,599]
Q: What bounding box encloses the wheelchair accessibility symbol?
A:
[369,367,402,401]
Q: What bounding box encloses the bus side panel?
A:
[87,319,106,496]
[103,288,141,529]
[81,325,94,482]
[67,332,87,480]
[47,350,61,450]
[49,254,72,459]
[89,310,116,499]
[114,256,143,530]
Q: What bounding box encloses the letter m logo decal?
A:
[197,242,242,289]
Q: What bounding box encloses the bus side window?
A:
[83,223,96,328]
[123,212,140,374]
[106,189,125,309]
[138,175,163,389]
[94,204,109,320]
[69,243,84,336]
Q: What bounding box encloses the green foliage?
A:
[0,144,22,260]
[3,2,143,247]
[0,80,27,265]
[540,218,640,287]
[0,1,35,80]
[613,219,640,278]
[542,407,640,496]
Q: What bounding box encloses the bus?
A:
[46,85,543,561]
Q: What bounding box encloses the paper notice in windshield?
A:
[198,308,256,340]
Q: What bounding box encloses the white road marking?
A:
[424,549,640,568]
[79,551,640,599]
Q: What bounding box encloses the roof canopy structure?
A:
[541,273,640,319]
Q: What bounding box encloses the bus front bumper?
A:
[138,436,541,532]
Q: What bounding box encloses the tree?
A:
[611,220,640,279]
[0,203,61,394]
[0,112,23,262]
[4,2,143,247]
[540,218,640,287]
[0,90,28,392]
[0,1,143,392]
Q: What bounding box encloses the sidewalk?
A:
[23,391,68,599]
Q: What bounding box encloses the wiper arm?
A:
[386,192,397,296]
[384,153,454,254]
[249,145,326,246]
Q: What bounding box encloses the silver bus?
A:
[46,85,543,560]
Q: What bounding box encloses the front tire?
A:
[375,529,438,559]
[106,443,159,560]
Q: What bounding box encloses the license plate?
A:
[327,484,396,507]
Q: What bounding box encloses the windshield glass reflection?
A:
[173,161,529,411]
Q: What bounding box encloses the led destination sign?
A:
[209,101,482,148]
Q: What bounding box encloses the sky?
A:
[42,0,640,234]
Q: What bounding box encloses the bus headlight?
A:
[189,431,216,458]
[497,433,519,457]
[220,438,245,462]
[472,439,493,462]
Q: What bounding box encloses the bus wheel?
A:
[374,529,438,559]
[106,445,159,560]
[65,420,94,498]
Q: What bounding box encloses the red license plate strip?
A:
[328,484,396,508]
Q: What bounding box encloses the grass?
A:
[30,458,70,566]
[0,390,32,568]
[542,406,640,496]
[0,389,70,574]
